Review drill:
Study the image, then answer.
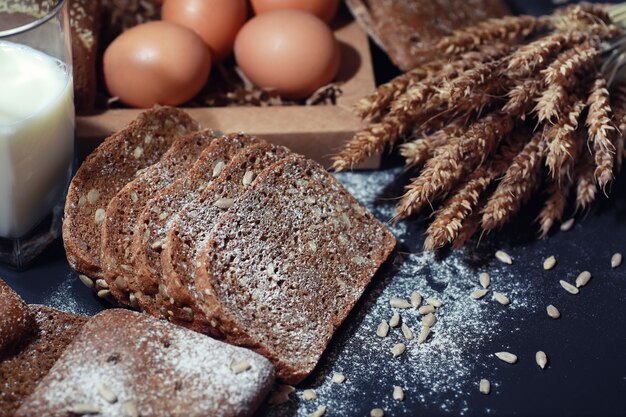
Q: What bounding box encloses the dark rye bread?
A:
[63,107,200,282]
[101,129,218,307]
[0,280,32,354]
[130,133,259,318]
[0,305,87,417]
[16,309,275,417]
[346,0,508,70]
[69,0,100,114]
[195,155,396,384]
[159,142,291,332]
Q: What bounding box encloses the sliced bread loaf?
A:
[130,133,259,318]
[101,129,218,306]
[159,142,291,332]
[0,305,87,416]
[0,280,32,354]
[63,106,200,281]
[16,309,275,417]
[195,155,396,384]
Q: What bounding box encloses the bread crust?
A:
[63,106,200,283]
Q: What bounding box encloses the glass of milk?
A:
[0,0,74,269]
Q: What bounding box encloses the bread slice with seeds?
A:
[16,309,275,417]
[0,280,32,354]
[195,155,396,384]
[159,142,291,332]
[130,133,260,318]
[63,106,200,281]
[101,129,218,307]
[0,305,87,416]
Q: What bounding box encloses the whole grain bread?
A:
[159,142,291,332]
[101,129,218,307]
[346,0,509,70]
[0,305,87,417]
[130,133,259,318]
[63,106,200,282]
[195,155,396,384]
[16,309,275,417]
[0,280,32,354]
[69,0,100,114]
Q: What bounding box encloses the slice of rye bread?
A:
[15,309,275,417]
[130,133,260,318]
[63,106,201,282]
[101,129,219,307]
[194,155,397,384]
[159,142,291,332]
[0,305,87,417]
[0,280,32,354]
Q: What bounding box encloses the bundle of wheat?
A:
[333,3,626,250]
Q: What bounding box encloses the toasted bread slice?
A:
[101,129,218,306]
[16,309,275,417]
[195,155,396,384]
[159,142,291,332]
[63,106,200,281]
[130,133,259,318]
[0,305,87,416]
[0,280,32,354]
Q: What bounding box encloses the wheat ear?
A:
[575,149,598,211]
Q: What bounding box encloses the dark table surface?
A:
[3,1,626,416]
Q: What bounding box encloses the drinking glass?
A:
[0,0,74,269]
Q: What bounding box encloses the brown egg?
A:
[162,0,248,62]
[103,21,212,108]
[250,0,340,23]
[234,10,340,99]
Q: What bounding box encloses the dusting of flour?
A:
[263,168,542,416]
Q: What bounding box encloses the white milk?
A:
[0,41,74,238]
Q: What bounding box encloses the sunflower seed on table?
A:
[393,385,405,401]
[546,304,561,319]
[495,250,513,265]
[536,351,548,369]
[479,379,491,395]
[543,256,557,270]
[560,218,575,231]
[423,313,436,328]
[309,405,327,417]
[389,313,401,328]
[410,291,422,308]
[391,343,406,357]
[426,297,443,308]
[389,297,412,309]
[96,383,117,403]
[479,272,490,289]
[575,271,592,288]
[78,274,94,288]
[611,253,623,268]
[470,289,489,300]
[303,389,317,401]
[376,320,390,338]
[495,351,518,364]
[417,326,431,344]
[559,280,579,295]
[401,323,414,340]
[332,372,346,384]
[493,292,510,305]
[418,305,435,315]
[68,404,100,414]
[371,408,384,417]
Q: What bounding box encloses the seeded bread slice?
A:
[16,309,275,417]
[195,155,396,384]
[63,106,200,281]
[0,280,32,354]
[159,142,291,332]
[0,305,87,417]
[101,129,218,307]
[130,133,259,318]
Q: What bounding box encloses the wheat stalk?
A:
[482,132,545,231]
